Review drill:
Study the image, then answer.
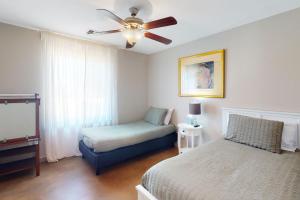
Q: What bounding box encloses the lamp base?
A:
[191,118,199,127]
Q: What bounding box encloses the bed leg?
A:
[82,155,85,159]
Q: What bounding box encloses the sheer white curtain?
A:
[41,33,118,162]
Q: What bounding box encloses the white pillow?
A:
[281,123,299,152]
[164,108,174,125]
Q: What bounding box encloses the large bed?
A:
[136,108,300,200]
[141,139,300,200]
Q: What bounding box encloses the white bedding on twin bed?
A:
[80,120,176,152]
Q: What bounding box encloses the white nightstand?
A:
[177,123,204,154]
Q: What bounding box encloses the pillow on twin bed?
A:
[144,107,168,126]
[164,108,174,125]
[225,114,284,154]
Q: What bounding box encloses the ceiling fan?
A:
[87,7,177,48]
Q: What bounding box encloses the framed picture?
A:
[178,49,225,98]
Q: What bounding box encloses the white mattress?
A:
[80,121,176,152]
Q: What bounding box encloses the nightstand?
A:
[177,123,203,154]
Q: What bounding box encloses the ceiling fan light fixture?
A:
[122,27,143,45]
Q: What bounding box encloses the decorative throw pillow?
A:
[225,114,284,153]
[164,108,174,125]
[144,107,168,126]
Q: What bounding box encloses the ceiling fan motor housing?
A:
[124,17,144,29]
[129,7,139,17]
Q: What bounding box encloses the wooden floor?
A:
[0,148,177,200]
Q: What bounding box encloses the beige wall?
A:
[0,23,42,94]
[0,22,148,157]
[117,50,148,123]
[148,8,300,140]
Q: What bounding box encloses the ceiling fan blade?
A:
[126,41,136,49]
[143,17,177,30]
[97,9,127,26]
[87,29,121,35]
[144,32,172,45]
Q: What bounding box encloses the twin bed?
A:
[136,108,300,200]
[81,121,176,153]
[79,107,176,175]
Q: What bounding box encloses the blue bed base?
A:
[79,132,177,175]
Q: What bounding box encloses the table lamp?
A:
[189,103,201,127]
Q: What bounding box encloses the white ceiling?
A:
[0,0,300,54]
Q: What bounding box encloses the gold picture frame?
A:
[178,49,225,98]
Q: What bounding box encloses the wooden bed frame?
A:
[136,107,300,200]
